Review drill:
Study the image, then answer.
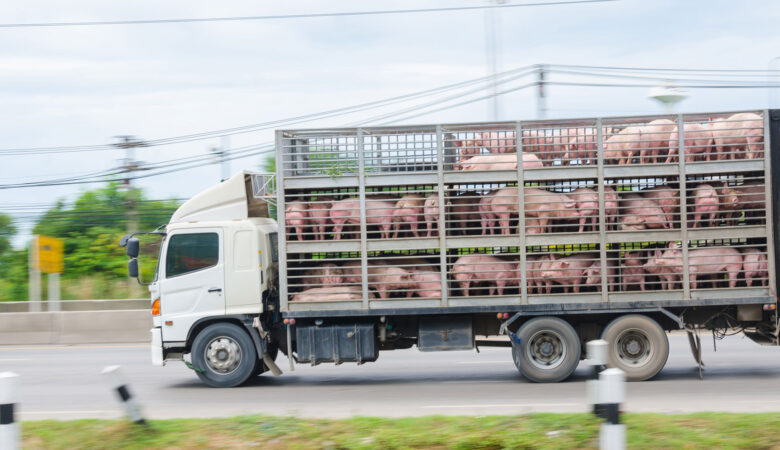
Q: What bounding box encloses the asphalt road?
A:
[3,334,780,420]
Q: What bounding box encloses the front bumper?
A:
[151,327,164,366]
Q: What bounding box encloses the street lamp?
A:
[649,82,689,114]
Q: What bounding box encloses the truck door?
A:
[159,229,224,342]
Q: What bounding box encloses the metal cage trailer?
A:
[124,109,780,387]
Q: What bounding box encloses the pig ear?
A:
[550,254,558,260]
[561,261,570,268]
[654,249,662,258]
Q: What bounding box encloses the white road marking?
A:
[21,410,117,415]
[456,361,513,365]
[423,403,579,409]
[0,344,147,351]
[0,358,31,361]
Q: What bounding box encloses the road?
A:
[3,335,780,420]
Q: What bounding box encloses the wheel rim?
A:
[615,328,652,367]
[204,336,242,375]
[526,330,566,370]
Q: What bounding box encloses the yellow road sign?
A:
[33,235,64,274]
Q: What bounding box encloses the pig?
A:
[691,184,719,228]
[302,263,343,287]
[449,193,482,235]
[643,248,678,290]
[452,138,481,162]
[521,188,579,234]
[569,187,599,233]
[525,255,551,294]
[716,185,742,226]
[330,197,398,240]
[638,119,676,163]
[584,259,617,292]
[710,112,764,160]
[452,254,518,296]
[456,153,543,171]
[478,191,498,235]
[539,252,600,294]
[719,182,766,225]
[475,131,516,153]
[285,201,309,241]
[604,186,619,231]
[564,127,598,165]
[641,185,679,228]
[741,248,768,287]
[621,252,646,291]
[367,264,414,299]
[307,196,333,241]
[393,194,426,238]
[408,269,443,298]
[604,126,643,165]
[291,286,366,302]
[651,242,742,290]
[620,194,668,230]
[423,193,440,237]
[666,123,715,163]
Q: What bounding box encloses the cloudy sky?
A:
[2,0,780,246]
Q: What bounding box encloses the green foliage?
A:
[0,213,16,256]
[0,183,179,301]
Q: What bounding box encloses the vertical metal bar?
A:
[516,122,527,304]
[275,130,289,313]
[357,129,370,308]
[762,111,776,293]
[677,114,691,299]
[436,125,449,306]
[596,119,608,301]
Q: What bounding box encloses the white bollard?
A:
[101,366,146,425]
[586,339,608,416]
[0,372,19,450]
[598,368,626,450]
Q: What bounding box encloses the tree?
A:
[0,213,16,256]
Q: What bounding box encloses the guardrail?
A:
[0,310,151,345]
[0,299,148,313]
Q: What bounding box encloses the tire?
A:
[511,317,581,383]
[601,314,669,381]
[191,323,258,388]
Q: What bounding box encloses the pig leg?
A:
[578,217,586,233]
[410,220,420,238]
[332,222,344,240]
[692,213,702,228]
[498,214,511,235]
[459,281,471,297]
[690,274,698,290]
[727,265,740,288]
[426,221,433,238]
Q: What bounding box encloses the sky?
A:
[2,0,780,247]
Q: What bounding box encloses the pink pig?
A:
[452,254,518,296]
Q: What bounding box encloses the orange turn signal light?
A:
[152,298,161,316]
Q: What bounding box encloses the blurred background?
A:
[2,0,780,301]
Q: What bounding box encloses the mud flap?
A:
[687,329,704,380]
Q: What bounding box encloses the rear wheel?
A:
[601,314,669,381]
[511,317,581,383]
[191,323,258,387]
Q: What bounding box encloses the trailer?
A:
[123,109,780,387]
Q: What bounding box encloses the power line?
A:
[0,1,617,29]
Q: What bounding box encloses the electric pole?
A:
[211,135,231,182]
[536,64,547,119]
[484,0,505,121]
[114,136,148,296]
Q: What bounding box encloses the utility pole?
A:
[536,64,547,119]
[113,136,148,295]
[211,135,230,182]
[484,0,505,121]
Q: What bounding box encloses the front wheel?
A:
[511,317,581,383]
[601,314,669,381]
[191,323,258,388]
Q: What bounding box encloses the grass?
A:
[20,413,780,449]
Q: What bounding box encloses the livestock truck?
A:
[122,109,780,388]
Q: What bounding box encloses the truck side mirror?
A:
[126,238,140,258]
[128,258,139,278]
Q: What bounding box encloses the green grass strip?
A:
[20,413,780,449]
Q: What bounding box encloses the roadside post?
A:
[0,372,19,450]
[597,368,626,450]
[101,366,147,425]
[586,339,608,416]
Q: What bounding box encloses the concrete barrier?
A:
[0,299,148,313]
[0,311,152,345]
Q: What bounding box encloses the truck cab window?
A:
[166,233,219,278]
